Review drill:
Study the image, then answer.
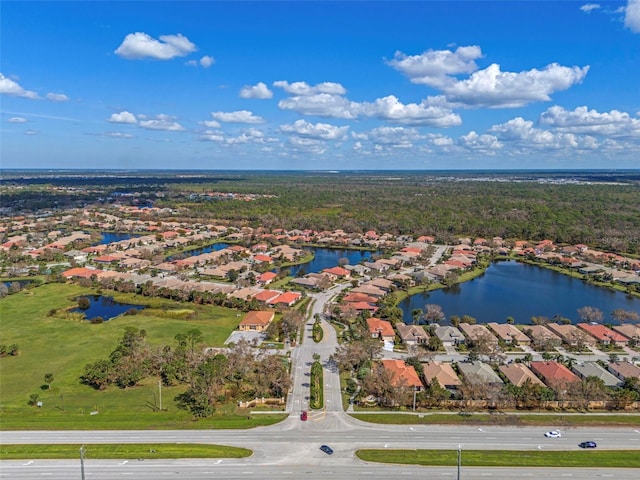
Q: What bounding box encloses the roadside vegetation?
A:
[350,412,640,427]
[356,449,640,468]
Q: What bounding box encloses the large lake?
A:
[399,261,640,325]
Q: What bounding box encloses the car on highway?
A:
[578,441,597,448]
[544,430,561,438]
[300,410,308,421]
[319,444,334,455]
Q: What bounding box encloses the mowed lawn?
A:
[0,282,281,429]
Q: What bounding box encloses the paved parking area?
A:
[224,330,266,345]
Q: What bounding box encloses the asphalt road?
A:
[1,460,638,480]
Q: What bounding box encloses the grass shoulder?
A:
[350,412,640,427]
[356,449,640,468]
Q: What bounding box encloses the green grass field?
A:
[0,443,252,460]
[0,282,285,429]
[356,449,640,468]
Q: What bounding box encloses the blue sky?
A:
[2,0,640,170]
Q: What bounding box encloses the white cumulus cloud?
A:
[459,131,502,151]
[488,117,594,150]
[280,119,348,140]
[357,95,462,127]
[0,73,39,99]
[539,106,640,136]
[273,80,347,96]
[108,111,138,124]
[442,63,589,108]
[139,114,185,131]
[199,55,215,67]
[8,117,28,123]
[46,93,69,102]
[200,119,221,128]
[240,82,273,99]
[387,46,483,88]
[386,46,589,108]
[211,110,265,124]
[580,3,601,13]
[625,0,640,32]
[115,32,196,60]
[278,93,357,119]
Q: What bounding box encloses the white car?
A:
[544,430,561,438]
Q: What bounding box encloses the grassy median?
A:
[0,444,251,460]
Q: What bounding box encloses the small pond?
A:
[72,295,145,321]
[95,232,141,246]
[166,242,230,261]
[288,247,377,276]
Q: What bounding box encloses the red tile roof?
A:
[381,359,423,389]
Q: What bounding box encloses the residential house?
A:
[253,290,281,304]
[459,323,498,346]
[499,363,545,387]
[457,361,504,386]
[238,311,275,332]
[422,361,461,391]
[529,361,580,388]
[487,322,531,345]
[608,362,640,383]
[612,324,640,344]
[395,323,429,346]
[572,361,621,387]
[434,325,465,346]
[256,271,277,286]
[61,267,98,279]
[576,323,628,347]
[367,277,394,292]
[367,317,396,343]
[521,325,562,349]
[322,266,351,280]
[381,359,423,391]
[546,323,595,347]
[267,291,302,307]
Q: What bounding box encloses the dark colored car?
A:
[578,441,597,449]
[320,445,334,455]
[300,410,308,421]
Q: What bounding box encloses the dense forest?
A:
[2,171,640,254]
[159,174,640,254]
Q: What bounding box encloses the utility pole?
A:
[412,388,417,411]
[158,379,163,411]
[457,444,461,480]
[80,445,85,480]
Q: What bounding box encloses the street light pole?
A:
[413,388,417,411]
[80,445,85,480]
[457,444,461,480]
[158,379,163,411]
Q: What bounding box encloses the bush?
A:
[77,297,91,310]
